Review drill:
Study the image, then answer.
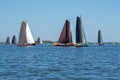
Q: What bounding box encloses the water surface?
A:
[0,44,120,80]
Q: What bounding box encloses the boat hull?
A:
[74,43,88,47]
[17,43,36,46]
[98,43,104,46]
[54,43,74,46]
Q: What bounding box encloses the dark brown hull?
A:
[54,43,74,46]
[17,43,35,46]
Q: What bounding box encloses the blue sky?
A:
[0,0,120,42]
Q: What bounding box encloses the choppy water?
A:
[0,44,120,80]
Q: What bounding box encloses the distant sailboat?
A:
[18,21,35,46]
[11,35,17,44]
[98,30,104,45]
[36,37,41,44]
[74,16,88,47]
[5,37,10,44]
[54,20,74,46]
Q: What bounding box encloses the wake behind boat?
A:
[18,21,35,46]
[54,20,74,46]
[74,16,88,47]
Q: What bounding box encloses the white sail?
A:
[26,22,35,44]
[82,26,86,44]
[18,21,35,46]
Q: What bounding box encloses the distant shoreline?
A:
[0,41,120,44]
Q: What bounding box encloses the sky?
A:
[0,0,120,42]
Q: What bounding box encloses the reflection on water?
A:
[0,44,120,80]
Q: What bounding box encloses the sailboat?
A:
[18,21,35,46]
[98,30,104,45]
[54,20,74,46]
[36,37,41,44]
[5,37,10,44]
[11,35,17,44]
[74,16,88,47]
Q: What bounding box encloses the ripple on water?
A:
[0,44,120,80]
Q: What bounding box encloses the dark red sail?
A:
[5,37,10,44]
[58,20,73,44]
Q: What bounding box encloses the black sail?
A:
[98,30,103,44]
[5,37,10,44]
[58,20,73,44]
[12,35,17,44]
[76,16,86,44]
[18,21,27,44]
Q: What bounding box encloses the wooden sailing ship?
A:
[18,21,35,46]
[54,20,74,46]
[5,37,10,44]
[98,30,104,45]
[36,37,41,44]
[11,35,17,44]
[74,16,88,47]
